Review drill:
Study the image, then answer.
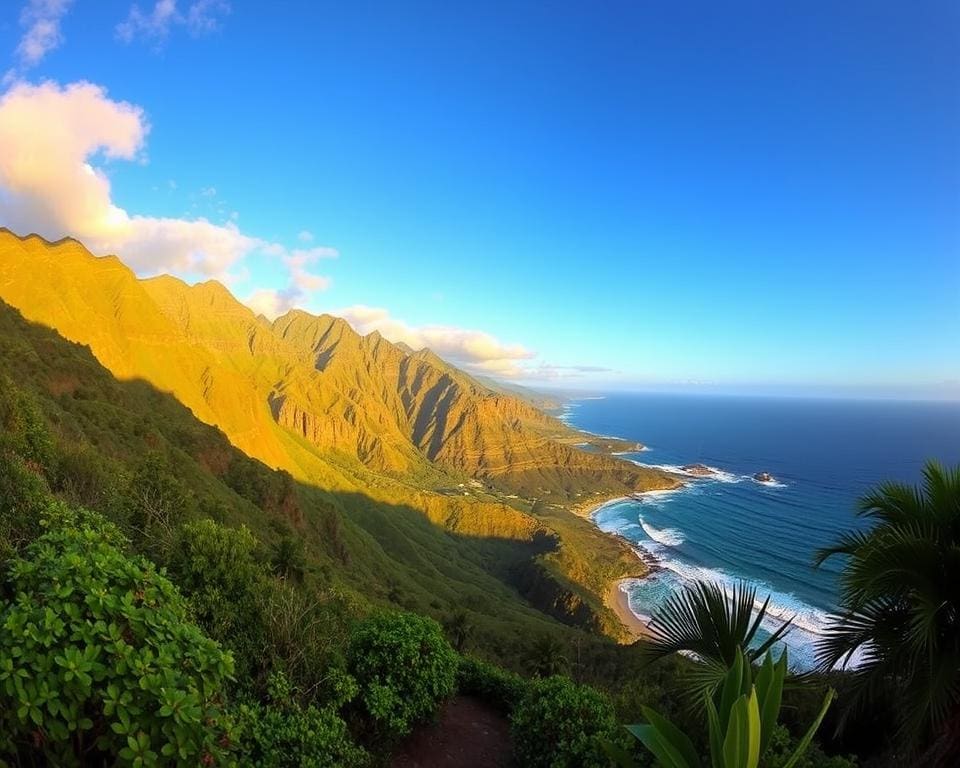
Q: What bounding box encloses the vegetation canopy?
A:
[0,505,235,766]
[347,611,458,739]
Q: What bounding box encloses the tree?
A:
[0,375,54,471]
[815,461,960,763]
[258,579,353,698]
[526,634,570,678]
[167,519,268,682]
[0,452,47,559]
[125,452,192,560]
[271,535,306,582]
[444,609,472,653]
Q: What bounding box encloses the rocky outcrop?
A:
[682,463,717,476]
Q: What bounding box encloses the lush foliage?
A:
[167,518,267,682]
[347,611,458,739]
[525,633,572,677]
[511,675,619,768]
[0,505,236,766]
[611,648,834,768]
[0,378,52,558]
[457,655,529,714]
[0,373,54,469]
[815,461,960,758]
[234,671,367,768]
[0,451,47,559]
[764,726,856,768]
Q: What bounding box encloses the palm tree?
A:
[444,609,472,653]
[815,461,960,762]
[271,535,306,582]
[642,580,793,700]
[526,634,569,677]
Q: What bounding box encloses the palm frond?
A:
[817,459,960,749]
[643,580,792,673]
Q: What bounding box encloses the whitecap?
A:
[639,519,685,546]
[637,487,684,502]
[652,557,832,638]
[630,461,743,483]
[752,477,789,488]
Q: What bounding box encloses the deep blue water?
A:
[562,393,960,669]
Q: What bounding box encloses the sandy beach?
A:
[570,493,632,519]
[606,579,650,642]
[577,495,658,641]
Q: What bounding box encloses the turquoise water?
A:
[563,393,960,670]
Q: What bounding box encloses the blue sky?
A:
[0,1,957,397]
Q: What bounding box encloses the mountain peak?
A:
[0,227,85,250]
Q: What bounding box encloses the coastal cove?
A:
[564,393,960,669]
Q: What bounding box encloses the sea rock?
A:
[754,472,775,483]
[682,463,717,476]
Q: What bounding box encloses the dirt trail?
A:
[390,695,513,768]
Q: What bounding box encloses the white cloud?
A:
[116,0,230,45]
[331,305,534,376]
[520,363,616,381]
[297,229,314,243]
[0,79,334,290]
[184,0,230,35]
[0,79,574,382]
[243,246,337,318]
[7,0,73,78]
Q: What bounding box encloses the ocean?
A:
[561,393,960,670]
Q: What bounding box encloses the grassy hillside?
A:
[0,300,576,649]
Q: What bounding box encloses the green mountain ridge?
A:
[0,226,678,635]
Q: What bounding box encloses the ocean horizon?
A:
[562,391,960,670]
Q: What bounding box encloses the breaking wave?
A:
[639,519,685,546]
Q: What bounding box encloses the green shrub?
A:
[0,377,54,471]
[0,504,236,766]
[766,725,858,768]
[167,519,267,681]
[613,649,835,768]
[347,611,457,739]
[511,675,618,768]
[0,452,48,560]
[234,671,367,768]
[256,579,358,701]
[53,442,127,521]
[457,656,528,714]
[123,452,194,561]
